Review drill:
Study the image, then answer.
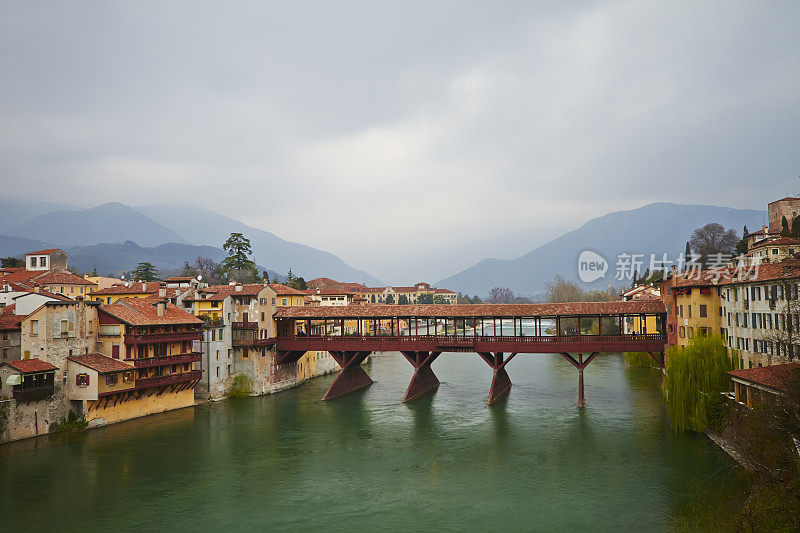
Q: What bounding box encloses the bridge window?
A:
[560,317,579,336]
[601,316,621,335]
[579,316,599,335]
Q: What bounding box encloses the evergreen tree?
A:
[781,215,791,237]
[286,269,295,283]
[221,233,258,281]
[91,265,99,277]
[131,262,159,281]
[385,294,395,304]
[684,241,691,260]
[792,216,800,238]
[0,257,24,268]
[742,225,749,237]
[398,294,409,305]
[271,274,279,284]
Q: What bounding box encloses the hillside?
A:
[6,202,187,247]
[137,204,383,285]
[437,202,766,297]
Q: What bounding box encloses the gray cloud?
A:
[1,1,798,282]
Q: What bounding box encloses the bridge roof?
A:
[274,301,665,319]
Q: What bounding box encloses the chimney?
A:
[159,288,166,298]
[34,286,39,293]
[157,301,165,317]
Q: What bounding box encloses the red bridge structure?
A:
[273,301,667,407]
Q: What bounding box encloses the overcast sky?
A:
[1,1,799,283]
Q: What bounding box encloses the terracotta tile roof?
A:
[33,271,96,286]
[26,248,64,255]
[163,276,195,282]
[2,358,58,373]
[90,281,161,295]
[273,300,664,318]
[191,284,267,302]
[769,197,800,203]
[719,259,800,285]
[68,353,133,373]
[268,284,306,296]
[749,237,800,249]
[0,269,40,283]
[0,305,25,330]
[434,288,456,294]
[729,363,800,392]
[100,298,203,326]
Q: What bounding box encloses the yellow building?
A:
[269,284,319,381]
[662,272,723,348]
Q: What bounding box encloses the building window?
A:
[678,326,685,338]
[61,319,69,336]
[122,371,133,383]
[227,364,231,374]
[106,374,118,385]
[216,350,220,361]
[282,298,288,306]
[216,367,220,378]
[242,348,249,358]
[688,305,692,318]
[76,373,89,386]
[30,320,38,335]
[219,329,223,340]
[211,329,216,341]
[699,305,707,317]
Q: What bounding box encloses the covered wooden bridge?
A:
[273,301,667,406]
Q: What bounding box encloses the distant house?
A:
[24,249,68,272]
[729,363,800,408]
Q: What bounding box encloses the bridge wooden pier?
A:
[274,301,667,407]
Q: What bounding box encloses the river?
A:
[0,352,740,531]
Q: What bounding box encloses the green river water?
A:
[0,352,741,531]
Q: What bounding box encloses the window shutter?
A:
[76,374,80,386]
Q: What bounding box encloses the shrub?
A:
[227,374,253,399]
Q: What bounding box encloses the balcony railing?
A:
[232,321,258,330]
[125,331,202,344]
[135,370,202,390]
[12,385,55,402]
[124,352,202,368]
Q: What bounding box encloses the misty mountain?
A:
[6,202,187,247]
[438,202,766,297]
[136,204,383,285]
[0,235,53,259]
[0,198,76,234]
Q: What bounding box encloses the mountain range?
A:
[0,200,382,284]
[0,199,765,296]
[437,202,766,297]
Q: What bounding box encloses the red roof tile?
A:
[90,281,161,295]
[26,248,64,255]
[268,284,307,296]
[100,298,203,326]
[729,363,800,392]
[33,271,96,286]
[2,359,58,373]
[749,237,800,249]
[68,353,133,373]
[274,301,663,318]
[0,305,25,331]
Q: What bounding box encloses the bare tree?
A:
[544,275,584,302]
[690,223,739,265]
[182,257,226,285]
[488,287,515,303]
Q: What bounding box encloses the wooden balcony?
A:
[124,352,202,368]
[12,385,55,402]
[135,370,202,390]
[125,331,201,344]
[232,321,258,330]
